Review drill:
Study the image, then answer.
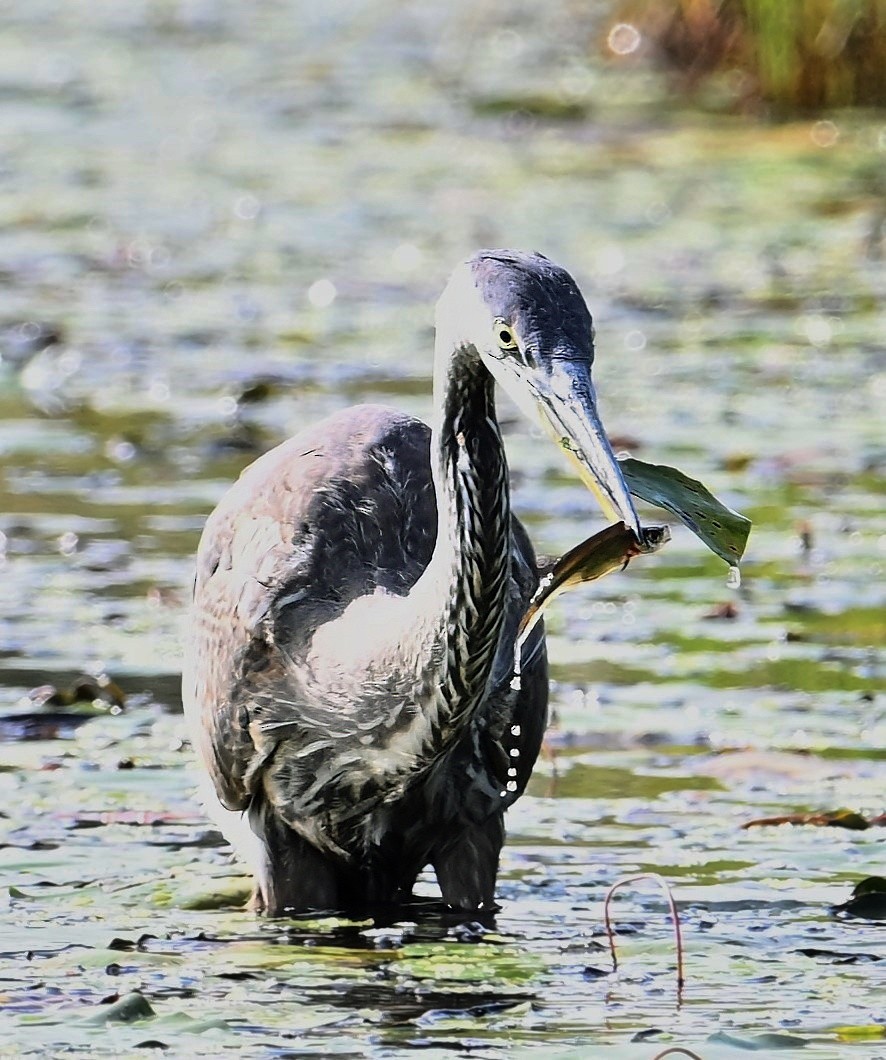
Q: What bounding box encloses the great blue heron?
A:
[182,250,642,916]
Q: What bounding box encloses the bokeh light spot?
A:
[625,329,647,352]
[607,22,641,56]
[308,278,337,308]
[810,120,839,148]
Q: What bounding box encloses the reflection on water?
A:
[0,0,884,1056]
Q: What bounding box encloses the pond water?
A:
[0,2,884,1056]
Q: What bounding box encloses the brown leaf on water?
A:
[742,809,880,831]
[702,601,739,620]
[721,452,753,472]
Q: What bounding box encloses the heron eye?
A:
[494,320,518,351]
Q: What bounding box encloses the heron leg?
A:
[431,814,504,911]
[247,795,339,916]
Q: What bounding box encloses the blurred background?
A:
[1,1,884,1055]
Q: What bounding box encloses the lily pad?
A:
[620,457,751,566]
[176,877,253,910]
[395,942,542,984]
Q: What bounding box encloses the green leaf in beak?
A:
[619,457,751,567]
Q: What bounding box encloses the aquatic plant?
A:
[608,0,886,110]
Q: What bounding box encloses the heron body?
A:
[183,250,640,916]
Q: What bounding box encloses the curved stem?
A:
[602,872,684,995]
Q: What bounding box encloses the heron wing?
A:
[183,405,437,811]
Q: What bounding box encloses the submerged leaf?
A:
[833,877,886,921]
[620,457,751,566]
[797,947,882,964]
[853,876,886,896]
[79,991,155,1025]
[833,1025,886,1042]
[708,1030,810,1050]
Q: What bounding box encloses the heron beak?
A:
[535,366,642,538]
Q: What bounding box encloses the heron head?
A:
[435,249,641,536]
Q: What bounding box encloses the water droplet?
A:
[727,565,741,590]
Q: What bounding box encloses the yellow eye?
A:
[494,319,518,350]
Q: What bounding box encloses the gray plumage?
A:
[183,250,640,915]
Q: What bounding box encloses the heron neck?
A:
[420,342,511,737]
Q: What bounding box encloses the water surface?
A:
[0,2,884,1056]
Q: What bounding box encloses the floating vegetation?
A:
[607,0,886,110]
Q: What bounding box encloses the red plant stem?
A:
[602,872,685,992]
